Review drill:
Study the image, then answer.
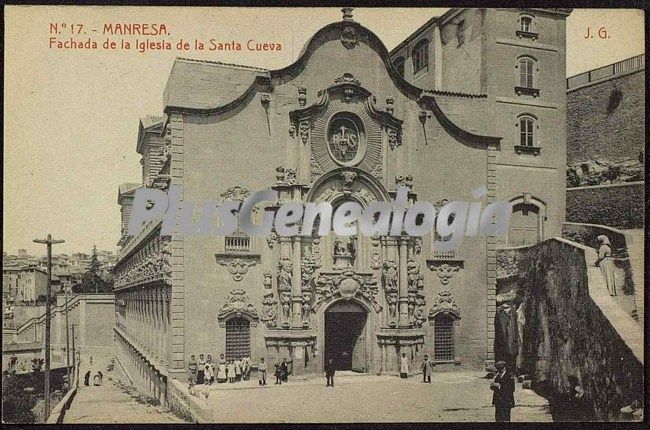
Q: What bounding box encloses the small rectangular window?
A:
[412,41,429,73]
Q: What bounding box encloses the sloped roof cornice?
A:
[163,20,499,146]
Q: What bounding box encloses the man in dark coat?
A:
[491,361,515,422]
[279,358,289,382]
[325,358,335,387]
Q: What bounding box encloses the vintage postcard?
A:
[2,5,645,424]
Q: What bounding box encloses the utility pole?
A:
[71,323,78,388]
[64,284,71,389]
[33,234,65,421]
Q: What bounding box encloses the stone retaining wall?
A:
[566,182,644,229]
[495,238,643,421]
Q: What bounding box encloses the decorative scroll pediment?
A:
[218,289,259,327]
[289,74,403,182]
[428,290,461,321]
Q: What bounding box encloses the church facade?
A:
[113,8,571,402]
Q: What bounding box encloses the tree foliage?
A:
[71,245,113,294]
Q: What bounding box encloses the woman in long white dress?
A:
[217,354,227,383]
[204,357,214,385]
[400,353,409,378]
[595,235,617,296]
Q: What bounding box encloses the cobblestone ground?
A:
[200,371,552,423]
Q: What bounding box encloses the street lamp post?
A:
[33,234,65,421]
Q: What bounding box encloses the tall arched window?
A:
[225,317,251,360]
[520,16,532,32]
[393,56,405,77]
[412,39,429,73]
[519,116,535,147]
[519,57,534,88]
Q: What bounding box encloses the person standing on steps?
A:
[595,235,617,296]
[325,357,335,387]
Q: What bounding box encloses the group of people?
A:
[398,352,435,382]
[188,355,291,388]
[83,370,103,386]
[188,354,253,385]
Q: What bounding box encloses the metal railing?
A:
[567,54,644,90]
[225,234,250,253]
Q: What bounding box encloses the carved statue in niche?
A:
[277,258,293,327]
[280,292,291,324]
[370,235,382,270]
[407,260,427,327]
[301,291,312,326]
[311,238,322,267]
[382,260,399,321]
[333,236,356,268]
[301,257,319,290]
[260,271,278,328]
[277,258,292,292]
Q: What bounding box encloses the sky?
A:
[4,7,645,256]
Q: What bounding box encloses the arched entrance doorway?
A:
[324,300,368,372]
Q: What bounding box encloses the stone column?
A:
[147,290,152,352]
[162,287,169,364]
[398,237,410,327]
[157,287,163,360]
[153,288,158,358]
[135,292,139,340]
[291,236,303,329]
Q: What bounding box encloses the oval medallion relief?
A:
[326,112,366,166]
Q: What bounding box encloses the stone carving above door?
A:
[313,270,381,313]
[217,289,259,327]
[428,290,461,321]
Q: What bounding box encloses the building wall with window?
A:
[390,8,570,248]
[2,266,49,304]
[113,8,571,403]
